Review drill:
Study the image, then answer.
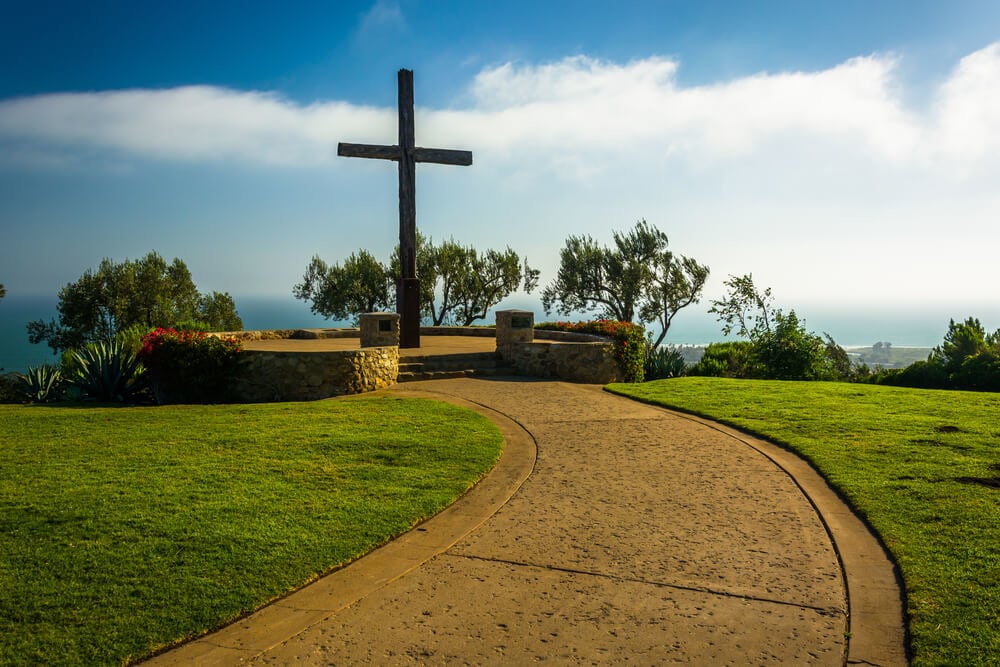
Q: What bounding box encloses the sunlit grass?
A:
[0,396,502,665]
[607,377,1000,666]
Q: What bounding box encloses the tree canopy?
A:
[541,220,708,348]
[27,252,243,353]
[704,273,848,381]
[295,237,538,326]
[293,250,393,323]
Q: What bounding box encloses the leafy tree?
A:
[542,220,708,347]
[198,292,244,332]
[709,273,850,380]
[396,237,472,326]
[641,253,710,349]
[754,310,833,380]
[27,252,242,353]
[934,317,990,372]
[293,250,392,323]
[450,246,539,326]
[708,273,776,339]
[301,238,538,326]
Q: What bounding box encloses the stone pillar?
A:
[360,312,400,348]
[496,309,534,346]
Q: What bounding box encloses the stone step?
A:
[402,352,500,365]
[396,351,516,382]
[398,369,476,382]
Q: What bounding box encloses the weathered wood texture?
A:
[337,143,472,166]
[412,148,473,165]
[337,143,400,160]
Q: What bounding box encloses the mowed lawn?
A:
[0,396,503,666]
[608,377,1000,666]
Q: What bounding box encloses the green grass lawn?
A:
[607,377,1000,666]
[0,396,502,666]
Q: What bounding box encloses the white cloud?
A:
[0,87,393,166]
[2,45,999,174]
[933,43,1000,163]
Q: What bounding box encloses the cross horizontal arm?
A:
[338,142,400,160]
[338,143,472,166]
[411,147,473,166]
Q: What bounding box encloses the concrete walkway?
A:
[149,378,906,666]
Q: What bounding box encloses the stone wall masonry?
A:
[212,328,360,342]
[230,346,398,402]
[499,341,622,384]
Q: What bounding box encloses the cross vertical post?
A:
[337,69,472,349]
[396,70,420,348]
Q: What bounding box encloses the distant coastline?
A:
[0,294,990,374]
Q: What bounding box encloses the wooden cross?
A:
[338,69,473,348]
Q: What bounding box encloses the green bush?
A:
[645,345,687,380]
[138,328,242,404]
[866,318,1000,392]
[753,310,833,380]
[536,320,646,382]
[689,341,756,378]
[114,323,152,355]
[0,373,21,403]
[870,359,949,389]
[18,365,64,403]
[953,351,1000,391]
[68,341,148,403]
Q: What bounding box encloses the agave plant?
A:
[69,340,147,403]
[19,364,64,403]
[644,345,688,381]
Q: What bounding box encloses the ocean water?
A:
[2,293,996,374]
[0,295,346,374]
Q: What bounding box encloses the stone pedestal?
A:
[360,312,400,348]
[496,309,534,346]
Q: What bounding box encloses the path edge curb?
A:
[629,399,909,667]
[143,390,537,666]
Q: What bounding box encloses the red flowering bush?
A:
[138,328,242,404]
[535,320,646,382]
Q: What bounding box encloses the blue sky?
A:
[2,0,999,324]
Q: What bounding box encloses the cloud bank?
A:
[3,44,1000,319]
[1,44,999,174]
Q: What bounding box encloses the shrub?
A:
[536,320,646,382]
[18,365,64,403]
[0,373,22,403]
[689,341,757,378]
[870,359,949,389]
[752,310,833,380]
[645,345,687,381]
[68,341,147,403]
[114,323,152,355]
[953,351,1000,392]
[138,328,242,404]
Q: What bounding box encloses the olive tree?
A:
[297,237,538,326]
[449,246,539,326]
[27,252,243,353]
[293,250,393,323]
[542,219,708,348]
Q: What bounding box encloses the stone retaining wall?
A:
[230,347,398,402]
[499,341,622,384]
[212,327,623,400]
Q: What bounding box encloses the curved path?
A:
[149,378,906,666]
